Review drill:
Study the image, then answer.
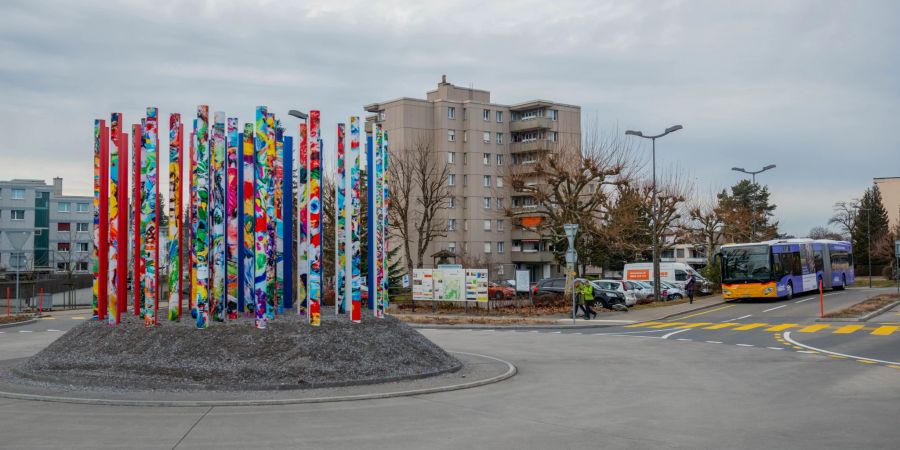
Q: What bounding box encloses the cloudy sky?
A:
[1,0,897,236]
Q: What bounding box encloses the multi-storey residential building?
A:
[874,176,900,229]
[0,178,92,274]
[364,76,581,281]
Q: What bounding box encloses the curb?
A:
[0,351,516,407]
[646,300,727,321]
[0,318,37,329]
[816,300,900,323]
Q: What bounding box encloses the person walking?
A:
[685,274,696,304]
[579,279,598,320]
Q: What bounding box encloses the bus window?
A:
[772,254,786,278]
[791,252,803,276]
[814,251,824,272]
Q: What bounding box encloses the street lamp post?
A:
[731,164,776,240]
[625,125,683,303]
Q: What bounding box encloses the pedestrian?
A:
[685,274,696,304]
[580,280,598,320]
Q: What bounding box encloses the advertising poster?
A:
[466,269,489,302]
[413,268,434,301]
[434,268,464,301]
[515,270,531,292]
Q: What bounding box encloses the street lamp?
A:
[859,207,872,288]
[625,125,683,303]
[731,164,776,240]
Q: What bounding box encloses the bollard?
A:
[39,288,44,316]
[6,287,9,318]
[819,278,824,318]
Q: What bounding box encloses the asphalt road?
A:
[0,287,898,449]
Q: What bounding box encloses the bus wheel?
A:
[834,275,846,290]
[785,282,793,300]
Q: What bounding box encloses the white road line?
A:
[782,331,900,365]
[18,330,32,333]
[661,329,690,339]
[550,331,561,334]
[723,314,752,322]
[47,329,61,332]
[706,340,723,344]
[794,298,814,304]
[676,338,692,342]
[767,347,784,350]
[736,344,754,347]
[763,305,787,313]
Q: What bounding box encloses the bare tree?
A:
[687,189,724,268]
[387,136,452,277]
[808,226,844,240]
[828,200,859,239]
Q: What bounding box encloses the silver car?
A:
[593,280,641,306]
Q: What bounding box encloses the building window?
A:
[77,242,89,252]
[77,202,89,213]
[482,132,490,143]
[447,197,455,208]
[57,262,68,271]
[57,222,70,232]
[548,131,557,142]
[497,242,505,253]
[497,220,505,231]
[11,210,25,221]
[76,222,89,232]
[497,177,504,188]
[448,129,456,142]
[496,133,503,145]
[10,253,26,269]
[463,152,468,164]
[483,109,490,121]
[496,197,504,209]
[463,131,468,143]
[483,175,491,187]
[378,111,385,120]
[496,111,503,123]
[464,220,469,231]
[448,174,455,186]
[463,175,468,186]
[448,152,455,164]
[549,109,558,120]
[497,265,504,275]
[496,154,503,165]
[483,197,491,209]
[448,219,456,231]
[12,188,25,200]
[57,242,70,252]
[76,261,88,271]
[484,242,491,253]
[483,219,492,231]
[483,153,490,165]
[58,202,70,213]
[447,106,456,119]
[676,248,685,258]
[448,242,456,253]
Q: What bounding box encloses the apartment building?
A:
[364,76,581,281]
[0,178,92,273]
[874,176,900,229]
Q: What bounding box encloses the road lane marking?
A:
[871,326,899,336]
[676,338,692,341]
[18,330,32,333]
[704,323,739,330]
[736,344,754,347]
[732,323,769,331]
[798,350,818,354]
[797,324,830,333]
[661,329,690,339]
[723,314,752,322]
[71,316,85,320]
[767,347,784,350]
[39,317,56,320]
[888,365,900,369]
[833,325,865,334]
[857,360,877,364]
[763,305,787,313]
[674,322,712,329]
[671,304,735,320]
[706,341,723,344]
[624,321,662,328]
[766,324,799,331]
[794,298,814,304]
[648,322,686,329]
[783,332,900,365]
[47,329,61,332]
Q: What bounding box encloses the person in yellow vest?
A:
[577,280,598,320]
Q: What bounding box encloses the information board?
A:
[515,270,531,292]
[412,268,433,301]
[466,269,489,302]
[434,268,465,301]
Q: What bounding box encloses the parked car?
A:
[660,281,686,300]
[534,277,627,309]
[488,282,515,300]
[640,281,670,301]
[625,280,656,303]
[592,280,639,306]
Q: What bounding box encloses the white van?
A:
[623,262,708,292]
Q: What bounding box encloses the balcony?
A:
[510,250,554,263]
[509,117,553,132]
[510,140,554,154]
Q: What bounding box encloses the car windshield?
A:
[722,245,771,282]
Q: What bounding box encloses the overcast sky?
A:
[1,0,897,237]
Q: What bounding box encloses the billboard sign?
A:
[412,268,433,301]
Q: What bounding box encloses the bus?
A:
[718,239,854,300]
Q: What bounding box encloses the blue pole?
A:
[366,133,375,310]
[236,132,245,313]
[283,135,294,309]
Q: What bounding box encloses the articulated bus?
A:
[718,239,854,300]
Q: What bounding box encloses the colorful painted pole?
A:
[118,127,129,317]
[107,113,122,325]
[308,111,322,326]
[141,107,160,326]
[210,112,226,322]
[253,106,271,329]
[274,124,284,315]
[192,105,210,329]
[226,118,240,320]
[381,130,390,315]
[91,119,105,321]
[265,114,277,320]
[349,116,362,323]
[241,124,255,315]
[296,122,308,317]
[282,135,294,310]
[99,121,109,322]
[188,123,196,312]
[335,123,346,315]
[132,124,142,316]
[366,131,376,311]
[167,113,183,321]
[373,124,384,318]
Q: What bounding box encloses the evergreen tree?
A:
[851,185,890,275]
[716,180,778,242]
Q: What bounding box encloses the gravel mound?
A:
[17,311,461,391]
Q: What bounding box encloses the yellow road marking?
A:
[704,323,739,330]
[833,325,865,334]
[871,326,899,336]
[39,317,56,320]
[625,321,662,328]
[675,322,712,329]
[733,323,769,331]
[888,365,900,369]
[671,304,735,320]
[648,322,686,329]
[828,355,846,359]
[857,360,877,364]
[797,324,830,333]
[71,316,85,320]
[765,324,798,331]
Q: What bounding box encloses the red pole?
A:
[118,130,129,319]
[819,278,824,318]
[133,124,142,316]
[38,288,43,316]
[98,122,110,322]
[6,287,10,317]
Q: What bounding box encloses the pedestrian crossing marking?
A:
[675,322,712,329]
[871,326,898,336]
[625,322,662,328]
[766,324,798,331]
[733,323,769,331]
[71,316,85,320]
[834,325,865,334]
[648,322,686,329]
[797,324,830,333]
[704,323,739,330]
[39,317,56,320]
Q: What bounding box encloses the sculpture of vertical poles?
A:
[296,122,308,317]
[308,110,322,326]
[226,118,240,320]
[167,113,183,321]
[274,125,284,315]
[373,124,384,318]
[107,113,122,325]
[335,123,346,314]
[349,117,362,323]
[91,120,106,321]
[241,124,254,315]
[210,112,226,322]
[188,122,196,312]
[283,135,293,310]
[192,105,210,329]
[132,124,142,316]
[253,106,270,329]
[118,125,129,318]
[380,130,390,315]
[141,107,160,326]
[265,114,277,320]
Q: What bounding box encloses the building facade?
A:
[874,177,900,230]
[0,178,92,274]
[364,76,581,281]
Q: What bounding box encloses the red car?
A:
[488,282,515,300]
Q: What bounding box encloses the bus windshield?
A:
[722,245,771,282]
